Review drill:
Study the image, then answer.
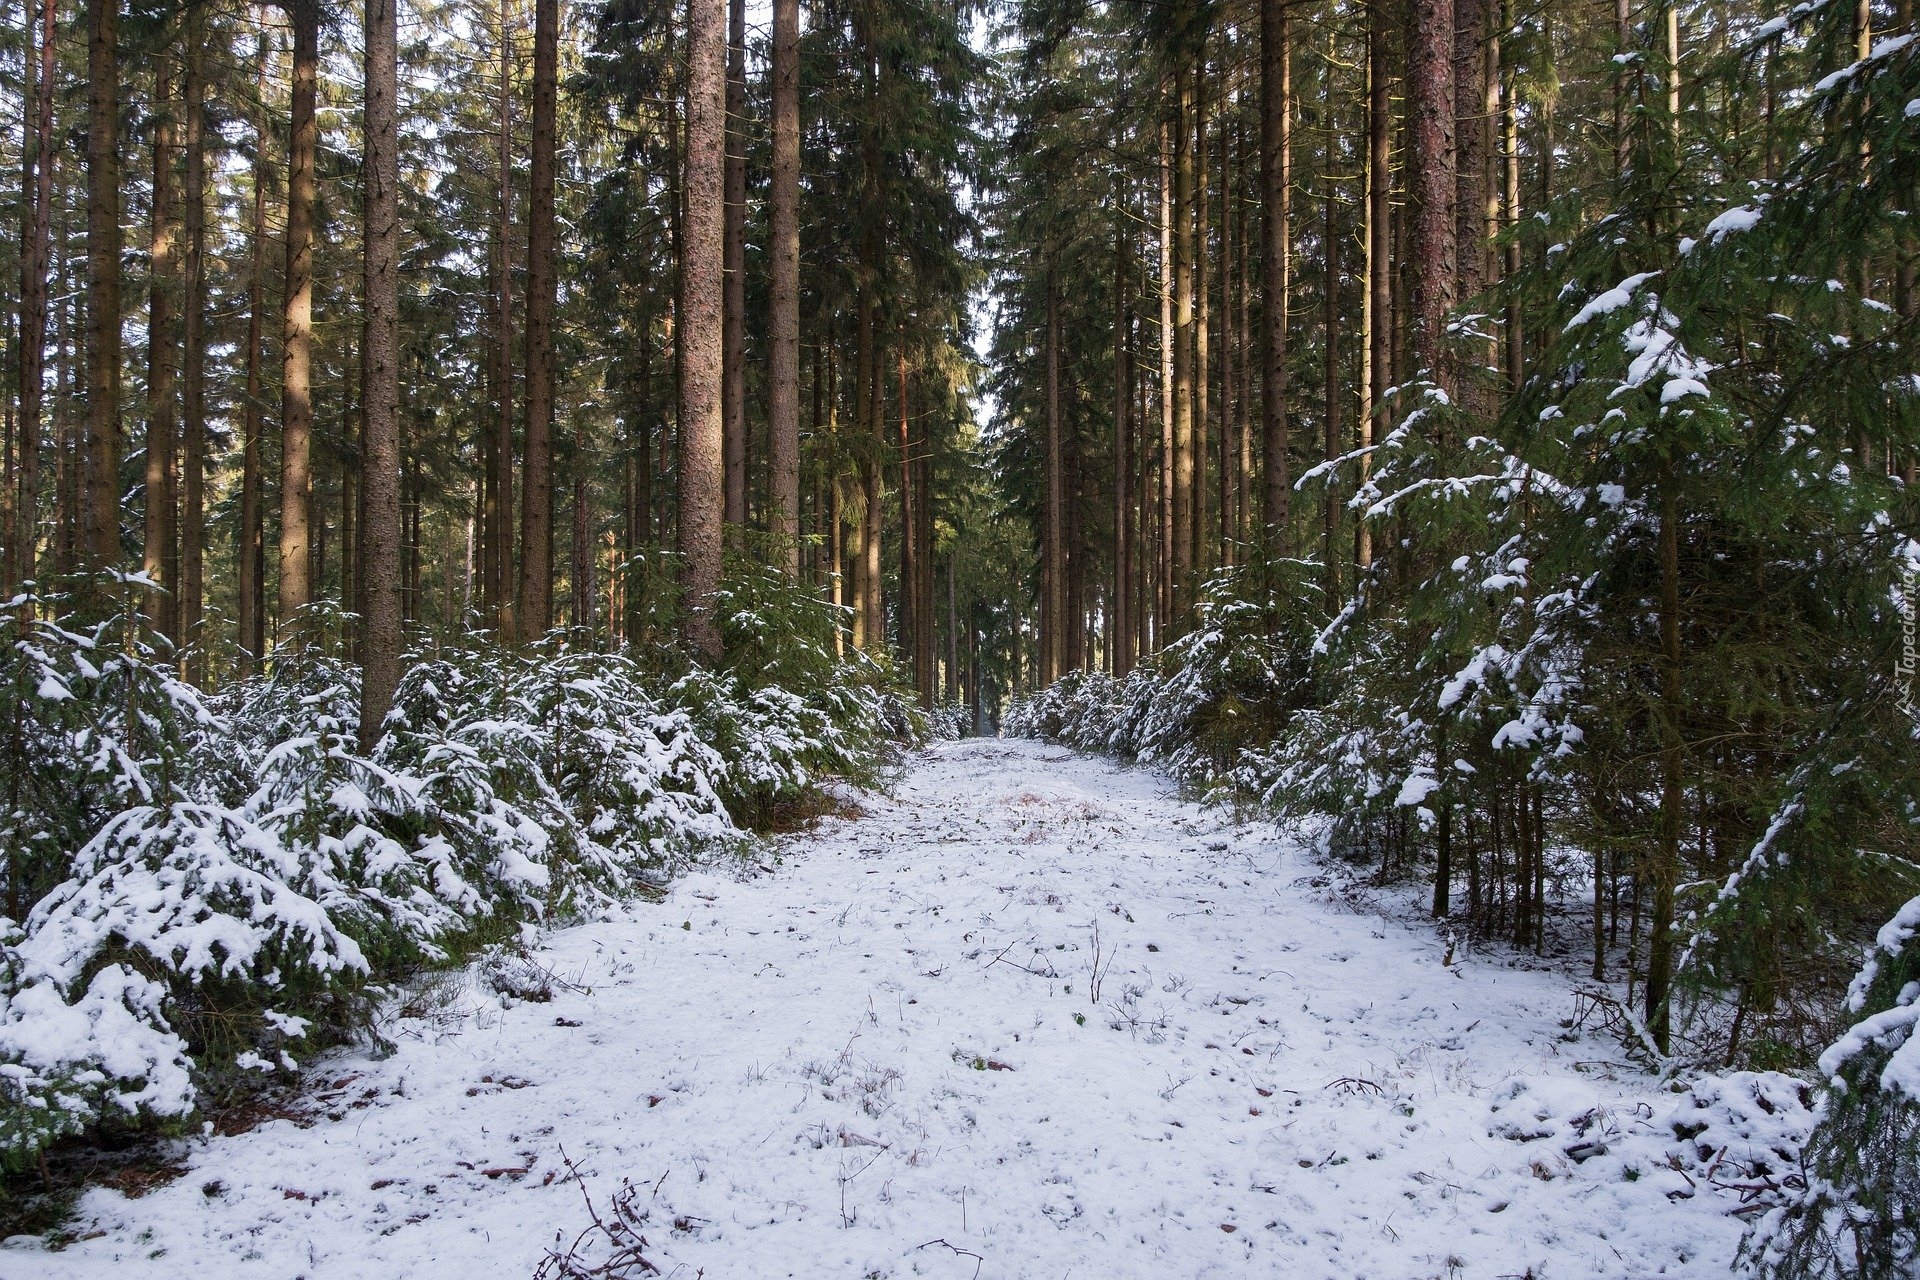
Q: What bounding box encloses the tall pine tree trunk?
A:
[1193,52,1211,584]
[679,0,727,661]
[84,0,123,582]
[1410,0,1457,392]
[239,26,269,673]
[517,0,558,643]
[1360,7,1389,572]
[1260,0,1291,553]
[490,0,516,636]
[767,0,801,571]
[1044,267,1064,683]
[181,17,208,680]
[144,61,180,639]
[1171,64,1196,624]
[1157,119,1175,636]
[1113,199,1133,676]
[359,0,402,751]
[722,0,748,528]
[279,0,320,648]
[1321,133,1341,599]
[13,0,54,594]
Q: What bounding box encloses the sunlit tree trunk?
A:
[680,0,727,660]
[144,58,180,639]
[279,0,319,648]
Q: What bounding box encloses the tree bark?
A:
[1193,52,1211,586]
[1044,266,1064,684]
[680,0,727,661]
[145,59,180,641]
[1410,0,1457,392]
[517,0,558,643]
[360,0,403,751]
[1501,0,1522,392]
[767,0,801,570]
[1360,7,1390,573]
[722,0,748,528]
[1220,106,1235,568]
[1260,0,1292,553]
[1113,197,1133,676]
[181,16,209,679]
[1171,64,1196,623]
[239,28,270,673]
[1157,119,1175,636]
[1321,128,1341,600]
[84,0,123,581]
[12,0,55,594]
[279,0,319,648]
[490,0,516,636]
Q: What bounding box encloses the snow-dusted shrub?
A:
[0,921,196,1167]
[488,645,740,892]
[0,588,230,914]
[1009,561,1316,795]
[1743,893,1920,1279]
[681,547,924,822]
[924,702,971,740]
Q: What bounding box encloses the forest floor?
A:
[16,738,1782,1279]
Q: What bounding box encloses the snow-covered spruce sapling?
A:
[1743,893,1920,1280]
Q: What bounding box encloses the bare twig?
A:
[914,1238,985,1280]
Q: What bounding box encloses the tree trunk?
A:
[1410,0,1457,391]
[1360,7,1390,572]
[517,0,558,643]
[279,0,319,648]
[1322,139,1341,600]
[679,0,727,661]
[1171,64,1196,623]
[722,0,748,528]
[239,25,270,673]
[1193,52,1211,585]
[83,0,123,582]
[1113,197,1133,676]
[898,336,916,679]
[490,0,516,636]
[181,16,209,680]
[767,0,801,571]
[1647,473,1684,1053]
[572,419,593,634]
[359,0,403,750]
[1157,119,1175,636]
[145,60,180,641]
[1219,107,1235,569]
[12,0,55,594]
[1260,0,1292,553]
[1502,0,1522,392]
[1044,265,1064,683]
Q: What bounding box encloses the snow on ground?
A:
[19,739,1766,1279]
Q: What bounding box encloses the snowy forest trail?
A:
[30,739,1753,1279]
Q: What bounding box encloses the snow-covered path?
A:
[25,739,1754,1279]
